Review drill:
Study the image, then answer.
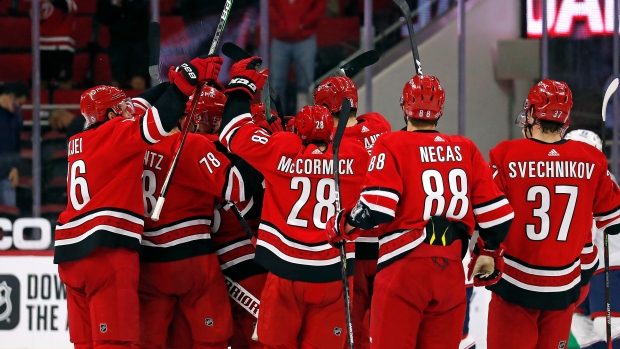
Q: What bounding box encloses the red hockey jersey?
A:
[54,101,170,263]
[211,198,266,282]
[350,130,514,272]
[141,132,250,263]
[220,114,369,282]
[488,138,620,310]
[38,0,77,52]
[343,112,392,260]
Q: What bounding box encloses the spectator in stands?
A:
[0,82,29,206]
[415,0,451,30]
[97,0,150,90]
[48,108,85,139]
[269,0,326,115]
[34,0,78,90]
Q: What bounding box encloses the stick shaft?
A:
[393,0,423,75]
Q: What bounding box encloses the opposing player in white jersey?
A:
[566,129,620,349]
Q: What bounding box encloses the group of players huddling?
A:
[52,52,620,349]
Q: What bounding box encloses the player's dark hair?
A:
[407,117,438,128]
[537,119,564,134]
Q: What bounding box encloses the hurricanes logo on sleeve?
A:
[0,275,20,330]
[558,341,566,349]
[205,318,214,327]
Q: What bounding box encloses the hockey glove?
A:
[168,55,224,96]
[326,208,359,248]
[467,237,506,287]
[253,113,283,134]
[226,57,269,99]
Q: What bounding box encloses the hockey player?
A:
[54,55,223,349]
[565,129,620,349]
[139,84,264,349]
[219,56,370,349]
[314,75,391,349]
[486,80,620,349]
[326,74,514,349]
[210,103,282,349]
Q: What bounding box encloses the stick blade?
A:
[222,42,252,62]
[340,50,381,77]
[602,77,619,122]
[148,22,161,82]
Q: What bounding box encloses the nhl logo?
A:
[205,318,214,327]
[0,281,13,324]
[333,327,342,336]
[100,323,107,333]
[558,340,566,349]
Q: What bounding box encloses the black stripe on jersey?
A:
[478,218,512,250]
[472,195,507,210]
[254,245,354,283]
[222,259,267,282]
[581,259,599,286]
[140,239,216,263]
[54,230,142,264]
[488,278,581,310]
[504,254,580,271]
[361,186,402,199]
[355,241,379,260]
[261,220,330,248]
[56,206,143,226]
[139,115,155,145]
[349,200,393,230]
[216,236,251,250]
[594,204,620,218]
[143,215,213,232]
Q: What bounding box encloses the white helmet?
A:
[565,129,603,151]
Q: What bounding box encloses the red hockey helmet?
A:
[80,85,128,125]
[250,103,280,122]
[518,79,572,126]
[400,75,445,120]
[294,105,334,143]
[186,85,227,127]
[313,76,358,114]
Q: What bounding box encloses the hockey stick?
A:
[392,0,423,75]
[602,77,618,348]
[148,22,161,83]
[225,200,257,245]
[224,275,261,341]
[221,42,277,122]
[151,0,234,221]
[338,50,381,78]
[333,98,354,349]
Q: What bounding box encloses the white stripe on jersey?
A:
[377,229,426,265]
[502,273,581,293]
[477,212,514,229]
[259,223,332,252]
[225,166,245,202]
[256,239,355,266]
[220,254,255,270]
[360,196,395,217]
[143,219,211,237]
[220,113,252,149]
[504,257,580,277]
[54,225,142,246]
[473,198,510,215]
[142,110,158,144]
[216,239,253,256]
[361,189,400,202]
[55,210,143,231]
[355,236,379,243]
[141,233,211,247]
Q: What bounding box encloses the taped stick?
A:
[392,0,423,75]
[148,22,161,83]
